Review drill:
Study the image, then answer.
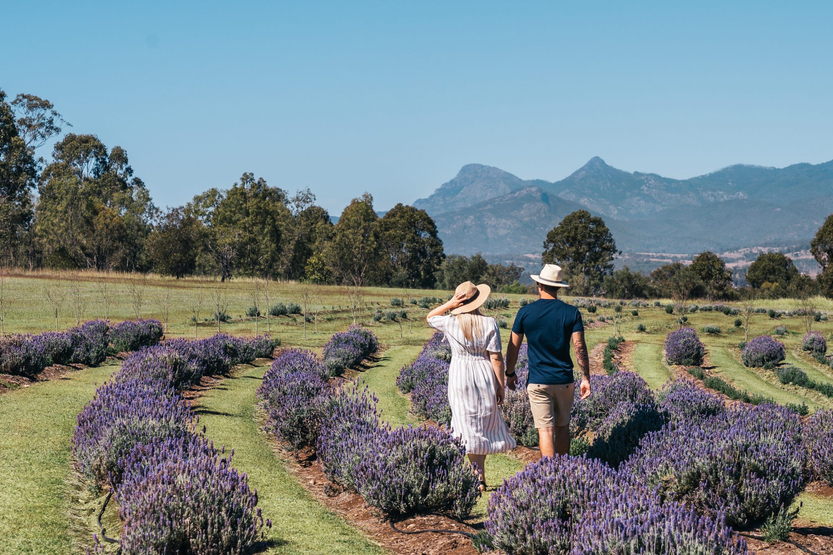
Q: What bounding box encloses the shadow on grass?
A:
[250,538,289,552]
[193,408,236,417]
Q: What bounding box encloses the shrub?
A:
[246,306,260,317]
[587,403,665,468]
[269,303,288,316]
[110,319,164,353]
[776,366,809,387]
[625,404,806,528]
[741,336,786,368]
[317,384,382,492]
[774,325,788,336]
[41,331,73,365]
[768,309,777,319]
[805,409,833,486]
[665,304,674,314]
[68,320,110,366]
[72,378,194,491]
[0,335,48,377]
[258,350,332,451]
[636,323,646,332]
[631,309,639,316]
[497,318,508,329]
[587,304,597,313]
[602,336,624,375]
[322,326,379,377]
[734,318,743,327]
[117,435,267,554]
[286,302,302,315]
[761,505,799,543]
[664,327,706,366]
[385,310,398,321]
[486,455,748,555]
[571,372,655,436]
[703,325,721,334]
[801,331,827,355]
[484,297,510,310]
[518,298,528,307]
[658,379,725,424]
[614,305,622,313]
[390,297,403,307]
[354,425,479,520]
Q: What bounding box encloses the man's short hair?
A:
[537,282,560,296]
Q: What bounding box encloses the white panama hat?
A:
[531,264,570,288]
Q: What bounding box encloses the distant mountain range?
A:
[414,158,833,259]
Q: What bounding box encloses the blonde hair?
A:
[456,309,486,342]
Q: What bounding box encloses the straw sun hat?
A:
[530,264,570,288]
[450,281,491,315]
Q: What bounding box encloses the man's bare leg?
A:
[538,427,555,458]
[554,425,570,456]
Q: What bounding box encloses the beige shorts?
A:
[527,382,575,429]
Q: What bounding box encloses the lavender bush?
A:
[322,326,379,377]
[664,327,706,366]
[485,455,747,555]
[741,335,786,368]
[625,403,806,527]
[258,350,332,450]
[72,378,194,491]
[118,435,268,554]
[801,331,827,355]
[354,425,479,519]
[570,371,655,436]
[805,409,833,486]
[658,379,726,424]
[109,319,164,353]
[397,332,452,424]
[0,335,47,377]
[68,320,110,365]
[587,403,665,468]
[317,384,383,491]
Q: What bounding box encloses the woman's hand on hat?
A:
[447,291,467,309]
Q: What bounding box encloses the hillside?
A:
[416,158,833,257]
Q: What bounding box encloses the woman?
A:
[426,281,516,490]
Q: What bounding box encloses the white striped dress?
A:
[428,315,517,455]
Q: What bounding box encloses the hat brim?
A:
[451,284,492,315]
[531,275,570,288]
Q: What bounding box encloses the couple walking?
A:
[426,264,591,489]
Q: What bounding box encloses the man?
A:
[506,264,591,457]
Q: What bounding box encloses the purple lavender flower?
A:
[801,331,827,355]
[664,327,706,366]
[109,319,163,353]
[658,379,726,424]
[741,335,786,367]
[805,409,833,486]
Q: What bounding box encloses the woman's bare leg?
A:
[468,454,487,490]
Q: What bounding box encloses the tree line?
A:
[0,89,527,291]
[543,209,833,300]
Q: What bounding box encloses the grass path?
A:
[197,363,387,555]
[630,341,671,390]
[708,347,824,409]
[357,342,524,521]
[0,363,119,555]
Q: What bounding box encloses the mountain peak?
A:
[585,156,607,167]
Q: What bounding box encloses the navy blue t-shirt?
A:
[512,298,584,385]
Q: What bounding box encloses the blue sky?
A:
[4,1,832,215]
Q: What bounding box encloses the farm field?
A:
[1,270,833,552]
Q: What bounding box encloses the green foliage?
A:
[703,325,721,334]
[36,134,153,271]
[811,214,833,271]
[326,193,386,286]
[601,266,651,299]
[378,204,444,289]
[390,298,404,307]
[542,210,619,295]
[146,207,203,278]
[690,251,733,300]
[665,304,674,314]
[747,252,800,295]
[603,336,625,375]
[636,323,646,332]
[761,504,800,543]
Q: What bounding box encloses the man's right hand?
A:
[579,377,591,399]
[506,374,518,391]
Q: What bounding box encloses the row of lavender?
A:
[257,327,480,520]
[0,319,163,377]
[398,333,833,553]
[73,332,275,554]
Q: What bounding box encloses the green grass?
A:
[630,342,671,390]
[708,347,825,410]
[795,491,833,527]
[0,362,119,554]
[197,362,387,555]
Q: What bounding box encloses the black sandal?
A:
[478,479,487,492]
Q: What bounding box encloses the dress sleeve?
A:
[427,315,448,333]
[486,318,502,353]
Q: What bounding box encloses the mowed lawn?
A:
[0,362,118,554]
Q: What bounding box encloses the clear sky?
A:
[4,1,832,216]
